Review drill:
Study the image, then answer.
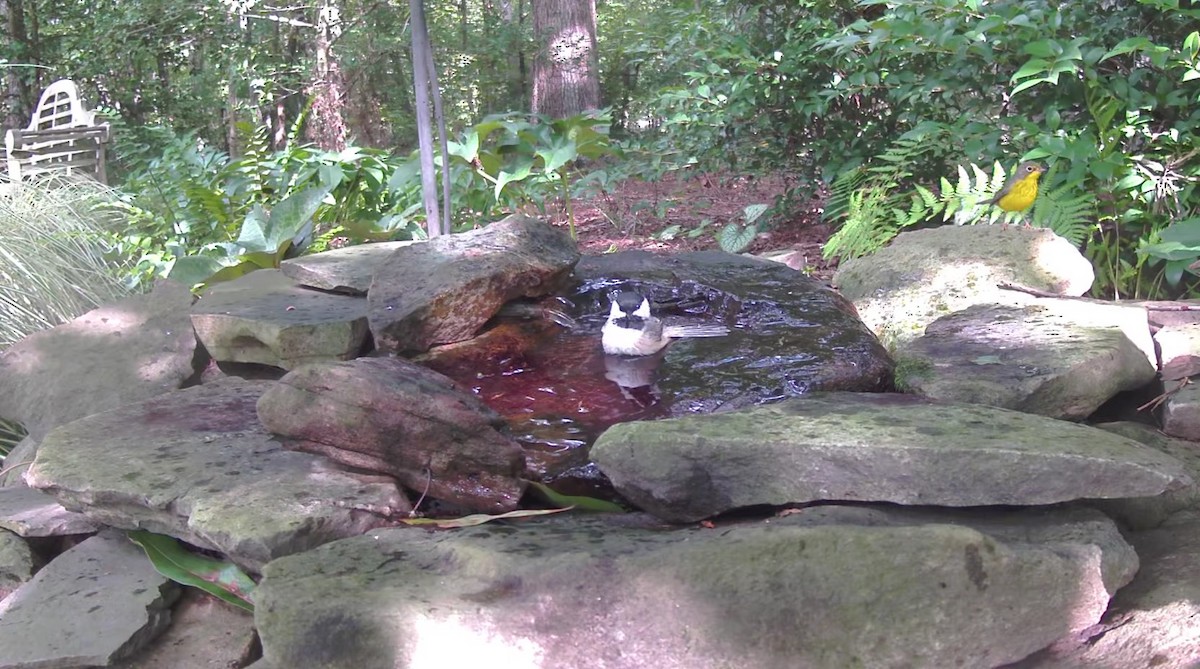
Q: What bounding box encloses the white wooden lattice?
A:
[4,79,110,184]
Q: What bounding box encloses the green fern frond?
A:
[823,129,952,260]
[1031,178,1095,245]
[823,186,903,260]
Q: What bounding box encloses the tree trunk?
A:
[306,0,349,151]
[530,0,599,118]
[0,0,30,130]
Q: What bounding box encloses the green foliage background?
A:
[0,0,1197,298]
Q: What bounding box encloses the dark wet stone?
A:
[571,251,895,409]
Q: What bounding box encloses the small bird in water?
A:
[601,291,730,356]
[988,161,1044,224]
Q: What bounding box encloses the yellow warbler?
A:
[988,161,1044,212]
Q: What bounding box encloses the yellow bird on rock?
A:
[989,161,1044,214]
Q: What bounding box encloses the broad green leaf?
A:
[1158,218,1200,245]
[743,203,770,225]
[1012,58,1050,81]
[1101,37,1154,61]
[447,131,480,161]
[538,138,578,174]
[387,159,422,191]
[128,530,255,611]
[525,481,626,513]
[716,223,758,254]
[398,507,571,528]
[655,224,683,240]
[318,163,344,190]
[234,206,270,253]
[1141,240,1200,261]
[494,155,535,200]
[264,184,335,251]
[167,255,228,287]
[1166,258,1190,286]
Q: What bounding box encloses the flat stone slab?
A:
[253,506,1134,669]
[0,485,99,536]
[0,280,198,441]
[25,377,408,571]
[897,299,1156,420]
[280,241,418,294]
[191,269,369,370]
[591,392,1191,523]
[0,530,180,668]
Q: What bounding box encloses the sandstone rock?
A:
[0,530,180,667]
[0,485,99,536]
[113,589,258,669]
[1089,422,1200,530]
[191,269,370,370]
[0,528,37,596]
[1163,382,1200,442]
[1156,322,1200,441]
[257,357,526,513]
[591,392,1190,523]
[897,299,1156,420]
[1008,518,1200,668]
[368,214,579,353]
[0,436,36,487]
[26,377,408,571]
[280,240,418,294]
[253,506,1134,669]
[1155,321,1200,382]
[0,280,199,441]
[833,225,1095,347]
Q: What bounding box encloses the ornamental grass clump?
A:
[0,173,137,350]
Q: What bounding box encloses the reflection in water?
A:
[603,350,666,408]
[421,321,672,483]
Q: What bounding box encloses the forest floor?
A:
[546,173,839,282]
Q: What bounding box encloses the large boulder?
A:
[833,225,1095,347]
[572,251,894,404]
[280,240,419,294]
[0,530,180,667]
[368,215,579,353]
[1010,518,1200,668]
[257,357,527,513]
[897,299,1156,420]
[253,506,1136,669]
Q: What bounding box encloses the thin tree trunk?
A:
[530,0,599,118]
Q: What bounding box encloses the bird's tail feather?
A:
[663,324,730,338]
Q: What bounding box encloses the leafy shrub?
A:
[114,113,612,289]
